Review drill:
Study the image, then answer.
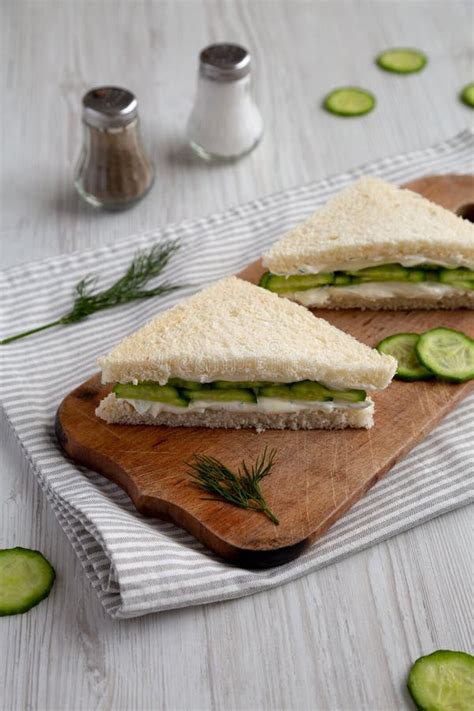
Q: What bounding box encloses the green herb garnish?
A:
[187,447,280,525]
[1,242,179,344]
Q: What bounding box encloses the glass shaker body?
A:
[187,44,263,161]
[74,87,154,210]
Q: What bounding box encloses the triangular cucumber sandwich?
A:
[96,277,396,431]
[261,176,474,310]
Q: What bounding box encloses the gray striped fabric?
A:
[1,130,473,619]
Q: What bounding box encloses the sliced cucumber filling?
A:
[186,388,257,403]
[259,265,474,293]
[258,272,333,293]
[114,380,367,405]
[168,378,202,390]
[213,380,271,389]
[113,382,189,407]
[438,268,474,286]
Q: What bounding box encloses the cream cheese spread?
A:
[285,282,472,308]
[121,396,371,417]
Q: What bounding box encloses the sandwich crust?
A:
[263,176,474,274]
[96,392,374,431]
[97,276,396,390]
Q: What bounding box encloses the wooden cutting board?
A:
[56,175,474,568]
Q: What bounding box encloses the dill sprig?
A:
[0,241,179,345]
[187,447,280,525]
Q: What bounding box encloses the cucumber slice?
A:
[377,333,433,381]
[416,328,474,382]
[0,547,55,616]
[334,274,352,286]
[213,381,270,389]
[258,272,271,289]
[324,87,375,117]
[407,650,474,711]
[443,280,474,291]
[460,82,474,108]
[348,264,410,282]
[260,382,366,403]
[259,384,295,400]
[439,268,474,289]
[376,48,427,74]
[186,388,257,403]
[262,273,334,293]
[330,387,367,402]
[113,382,189,407]
[406,269,427,283]
[168,378,203,390]
[290,381,333,401]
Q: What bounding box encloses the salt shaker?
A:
[74,87,154,210]
[187,44,263,161]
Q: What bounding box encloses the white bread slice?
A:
[96,392,374,431]
[263,176,474,274]
[97,276,396,390]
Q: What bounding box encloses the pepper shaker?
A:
[74,87,154,210]
[187,44,263,161]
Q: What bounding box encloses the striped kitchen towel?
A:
[1,130,473,619]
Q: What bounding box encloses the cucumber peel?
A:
[213,380,271,389]
[0,547,55,616]
[416,328,474,382]
[376,48,427,74]
[186,388,257,403]
[377,333,433,381]
[113,382,188,407]
[407,649,474,711]
[460,82,474,108]
[323,87,375,117]
[260,272,334,293]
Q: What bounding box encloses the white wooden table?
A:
[1,2,472,709]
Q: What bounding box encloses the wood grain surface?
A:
[2,2,473,710]
[56,175,474,567]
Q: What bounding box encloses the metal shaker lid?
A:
[82,87,138,129]
[199,44,251,82]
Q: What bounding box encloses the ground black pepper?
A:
[74,87,154,210]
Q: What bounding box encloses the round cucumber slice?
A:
[407,650,474,711]
[416,328,474,382]
[323,87,375,117]
[376,48,427,74]
[377,333,433,381]
[460,82,474,108]
[0,547,55,616]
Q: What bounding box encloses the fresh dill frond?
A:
[186,447,279,525]
[0,241,179,344]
